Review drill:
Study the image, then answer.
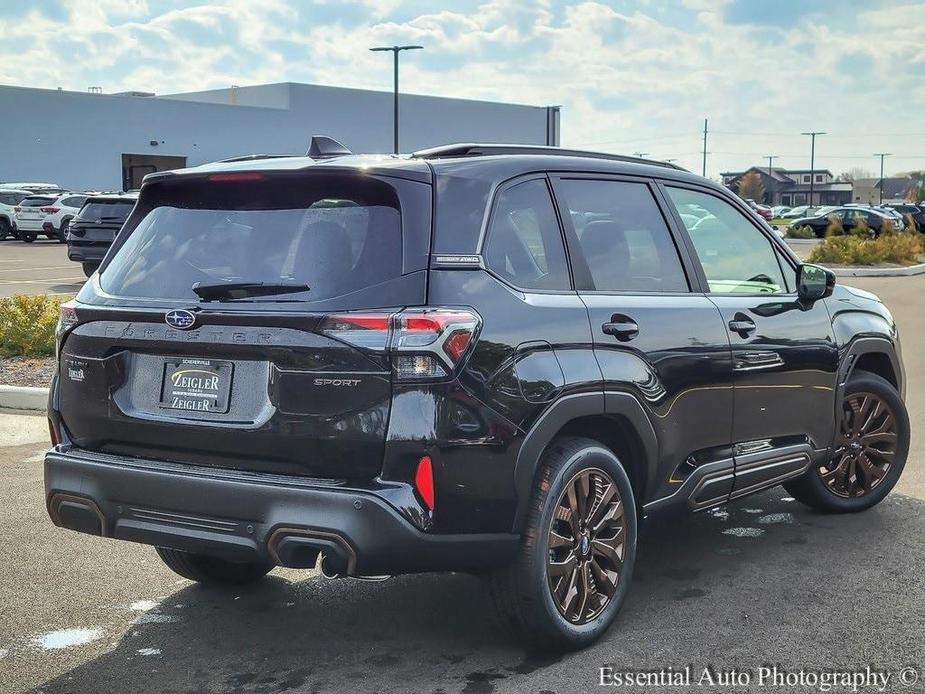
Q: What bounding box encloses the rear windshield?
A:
[77,200,136,222]
[100,175,402,302]
[20,196,54,207]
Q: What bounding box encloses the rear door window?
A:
[100,175,404,303]
[483,178,570,291]
[555,179,688,292]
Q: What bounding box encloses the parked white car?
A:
[0,188,31,239]
[0,181,66,196]
[14,192,88,242]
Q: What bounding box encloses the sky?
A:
[1,0,923,179]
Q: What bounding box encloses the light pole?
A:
[370,44,423,154]
[633,151,648,158]
[801,132,825,207]
[874,153,892,205]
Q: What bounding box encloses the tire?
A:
[58,219,70,243]
[784,371,909,513]
[155,547,273,586]
[81,262,99,278]
[0,218,10,240]
[484,436,637,651]
[21,231,37,243]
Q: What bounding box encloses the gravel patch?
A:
[0,356,56,388]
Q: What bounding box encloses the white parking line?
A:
[0,276,84,285]
[0,265,79,274]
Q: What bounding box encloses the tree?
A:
[837,167,874,183]
[737,172,765,203]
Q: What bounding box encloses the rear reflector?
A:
[48,418,60,447]
[414,456,435,511]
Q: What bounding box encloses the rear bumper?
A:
[44,447,518,575]
[66,243,107,262]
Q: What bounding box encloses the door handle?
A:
[602,314,639,341]
[728,315,756,335]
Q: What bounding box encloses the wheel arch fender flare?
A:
[838,335,903,399]
[511,391,658,532]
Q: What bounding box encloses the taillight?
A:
[319,307,481,381]
[55,303,79,358]
[41,207,60,214]
[392,309,480,379]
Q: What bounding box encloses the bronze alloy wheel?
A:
[820,392,898,498]
[546,467,625,625]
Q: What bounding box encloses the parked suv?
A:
[45,141,909,650]
[67,192,138,276]
[0,188,31,239]
[15,192,88,242]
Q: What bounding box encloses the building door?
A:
[121,154,187,190]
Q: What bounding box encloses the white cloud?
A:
[0,0,922,176]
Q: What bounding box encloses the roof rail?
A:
[411,143,684,170]
[218,154,300,163]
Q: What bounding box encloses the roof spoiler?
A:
[307,136,351,159]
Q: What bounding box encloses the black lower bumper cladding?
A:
[44,448,518,576]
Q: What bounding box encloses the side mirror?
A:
[797,263,835,301]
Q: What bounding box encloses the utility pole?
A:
[369,44,424,154]
[766,155,777,178]
[874,153,892,205]
[801,132,826,207]
[701,118,708,177]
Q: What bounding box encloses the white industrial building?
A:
[0,82,560,191]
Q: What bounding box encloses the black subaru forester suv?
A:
[46,140,909,650]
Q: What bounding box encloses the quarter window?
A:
[666,187,788,294]
[556,179,688,292]
[484,179,570,291]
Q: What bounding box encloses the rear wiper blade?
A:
[191,281,310,301]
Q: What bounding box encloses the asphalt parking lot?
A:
[1,273,923,693]
[0,239,84,298]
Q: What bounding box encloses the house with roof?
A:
[852,177,920,205]
[720,167,852,207]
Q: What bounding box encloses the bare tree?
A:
[837,167,874,182]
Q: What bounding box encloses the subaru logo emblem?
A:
[165,309,196,330]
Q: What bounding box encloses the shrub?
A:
[849,216,871,238]
[825,216,845,237]
[0,294,68,357]
[808,232,924,266]
[786,224,815,239]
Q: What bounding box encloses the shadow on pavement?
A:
[37,489,925,694]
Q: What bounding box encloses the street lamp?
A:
[874,153,892,205]
[633,151,648,158]
[801,132,826,207]
[369,44,424,154]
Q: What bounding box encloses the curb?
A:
[0,385,48,411]
[831,263,925,277]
